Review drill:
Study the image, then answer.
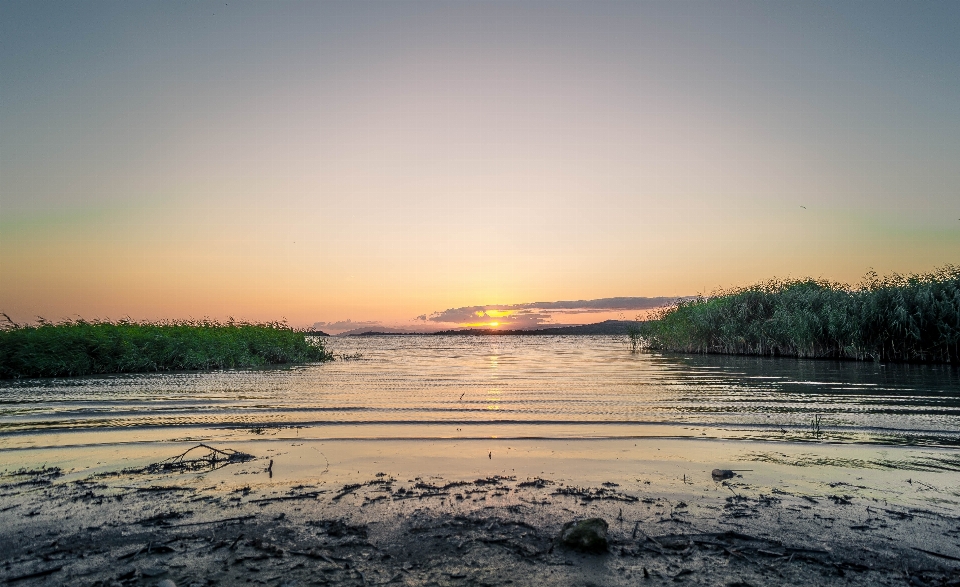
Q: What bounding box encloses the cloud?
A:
[517,297,681,311]
[421,296,681,324]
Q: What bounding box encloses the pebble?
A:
[157,580,177,587]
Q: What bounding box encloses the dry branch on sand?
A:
[124,444,255,475]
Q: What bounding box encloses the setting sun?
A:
[461,320,505,328]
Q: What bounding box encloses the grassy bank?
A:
[642,266,960,363]
[0,319,333,379]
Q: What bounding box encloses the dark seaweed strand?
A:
[0,318,333,379]
[641,265,960,364]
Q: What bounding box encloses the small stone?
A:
[559,518,609,553]
[156,580,177,587]
[141,566,166,578]
[711,469,736,480]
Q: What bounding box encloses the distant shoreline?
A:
[343,319,636,337]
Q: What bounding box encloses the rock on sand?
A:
[558,518,609,553]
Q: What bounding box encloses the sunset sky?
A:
[2,1,959,333]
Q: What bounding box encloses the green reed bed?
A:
[0,318,333,379]
[642,266,960,363]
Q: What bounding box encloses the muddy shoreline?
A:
[3,444,960,587]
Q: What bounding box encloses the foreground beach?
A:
[3,437,959,586]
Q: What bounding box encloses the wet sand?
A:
[2,438,960,586]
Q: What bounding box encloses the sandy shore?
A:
[2,438,960,586]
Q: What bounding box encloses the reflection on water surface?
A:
[1,335,958,447]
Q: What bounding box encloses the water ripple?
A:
[1,335,958,445]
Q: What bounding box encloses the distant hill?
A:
[430,320,640,336]
[342,319,642,336]
[302,330,330,337]
[339,326,420,336]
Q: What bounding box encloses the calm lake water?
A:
[1,335,959,449]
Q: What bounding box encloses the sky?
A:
[2,1,958,333]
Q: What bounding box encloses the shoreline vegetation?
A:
[641,265,960,364]
[2,266,956,378]
[0,318,333,379]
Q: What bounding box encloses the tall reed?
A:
[0,318,333,379]
[642,266,960,364]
